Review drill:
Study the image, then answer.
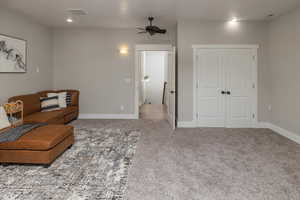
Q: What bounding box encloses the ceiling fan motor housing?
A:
[137,16,167,36]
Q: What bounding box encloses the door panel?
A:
[167,47,176,130]
[225,50,253,127]
[196,49,225,127]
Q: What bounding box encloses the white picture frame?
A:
[0,33,27,73]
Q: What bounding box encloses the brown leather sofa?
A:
[8,90,79,124]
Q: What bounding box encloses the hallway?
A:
[139,104,167,120]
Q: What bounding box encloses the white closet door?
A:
[224,49,254,127]
[195,47,257,128]
[196,49,226,127]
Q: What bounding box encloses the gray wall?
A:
[0,8,53,104]
[268,8,300,134]
[53,28,175,115]
[177,20,270,122]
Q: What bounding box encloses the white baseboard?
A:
[256,122,269,128]
[79,114,138,120]
[178,121,259,128]
[260,122,300,145]
[177,121,196,128]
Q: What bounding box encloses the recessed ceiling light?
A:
[66,18,73,23]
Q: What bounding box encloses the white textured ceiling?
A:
[1,0,300,28]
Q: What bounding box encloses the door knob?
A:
[170,91,176,94]
[221,91,226,94]
[226,91,231,95]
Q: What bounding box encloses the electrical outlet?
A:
[36,67,40,73]
[120,105,125,111]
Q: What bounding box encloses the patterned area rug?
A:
[0,127,141,200]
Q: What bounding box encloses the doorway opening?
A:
[134,45,176,129]
[139,51,168,120]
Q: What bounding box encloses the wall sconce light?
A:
[66,17,73,23]
[119,46,129,55]
[229,18,238,23]
[226,17,240,30]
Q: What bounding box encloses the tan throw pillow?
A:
[0,106,11,130]
[48,92,67,108]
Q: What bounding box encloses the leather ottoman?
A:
[0,125,74,166]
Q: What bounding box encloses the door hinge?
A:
[196,82,199,89]
[252,83,255,89]
[196,113,199,119]
[253,55,256,61]
[252,114,255,119]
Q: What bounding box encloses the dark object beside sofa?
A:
[8,90,79,124]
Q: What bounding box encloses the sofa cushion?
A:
[0,125,73,151]
[57,90,79,106]
[48,92,67,108]
[40,96,60,112]
[38,90,79,107]
[66,93,72,106]
[24,110,64,124]
[9,94,41,116]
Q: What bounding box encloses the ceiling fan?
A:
[137,17,167,36]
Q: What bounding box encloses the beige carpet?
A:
[72,119,300,200]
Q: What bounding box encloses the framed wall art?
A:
[0,34,27,73]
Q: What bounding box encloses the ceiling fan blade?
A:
[157,29,167,34]
[138,31,147,34]
[136,27,146,30]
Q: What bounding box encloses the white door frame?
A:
[193,44,259,128]
[134,44,173,118]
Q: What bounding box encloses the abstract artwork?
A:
[0,34,27,73]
